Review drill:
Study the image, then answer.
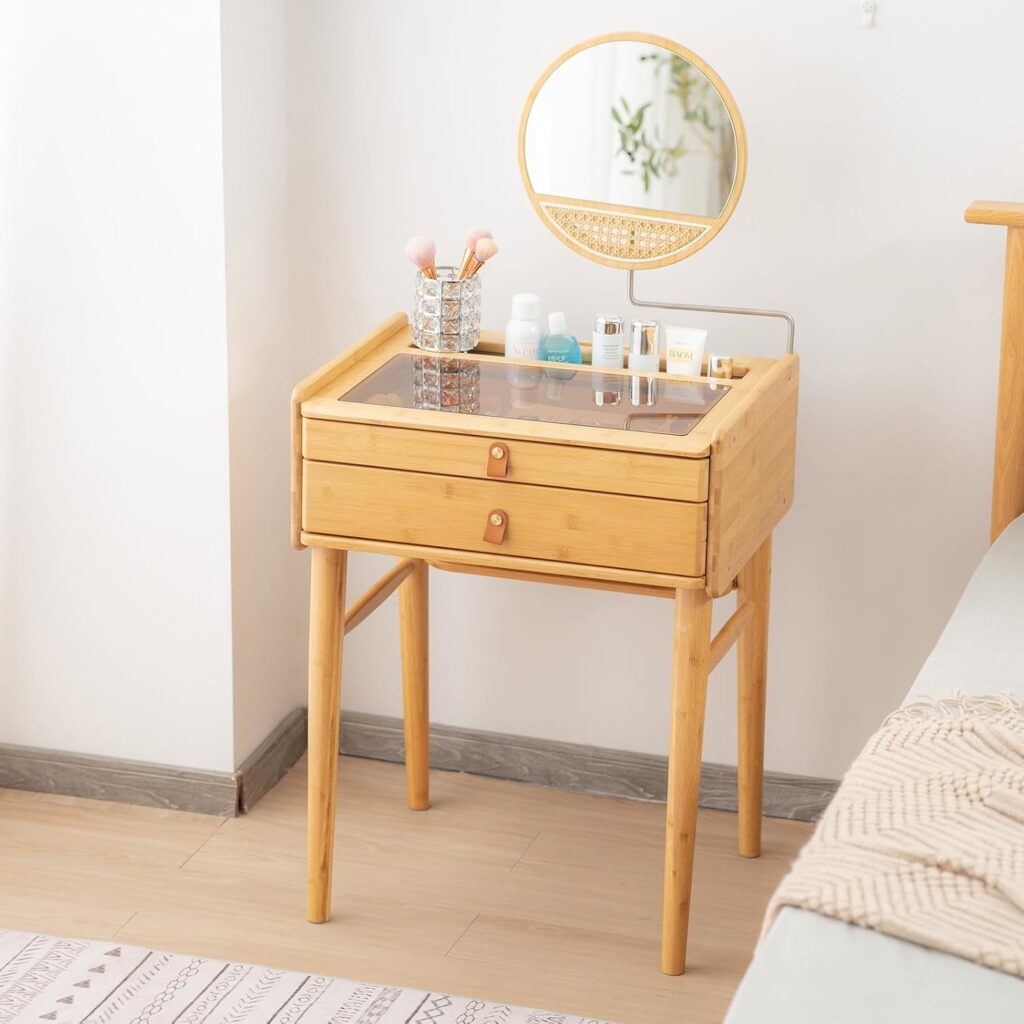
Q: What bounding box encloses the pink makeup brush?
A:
[405,235,437,280]
[456,226,492,280]
[460,237,498,281]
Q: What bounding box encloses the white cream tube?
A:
[664,326,708,376]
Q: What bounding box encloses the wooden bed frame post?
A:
[965,201,1024,542]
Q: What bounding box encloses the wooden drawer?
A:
[302,461,707,576]
[303,419,708,502]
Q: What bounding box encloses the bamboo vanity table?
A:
[291,33,799,976]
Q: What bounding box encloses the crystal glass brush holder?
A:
[412,267,482,353]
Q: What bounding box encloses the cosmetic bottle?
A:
[591,315,624,369]
[665,326,708,376]
[628,320,660,374]
[539,312,582,364]
[505,293,542,361]
[708,354,735,380]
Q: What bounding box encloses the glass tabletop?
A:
[339,353,729,436]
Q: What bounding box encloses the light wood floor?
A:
[0,756,810,1023]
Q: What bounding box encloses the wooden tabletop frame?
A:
[292,315,798,598]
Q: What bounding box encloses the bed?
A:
[726,200,1024,1022]
[725,512,1024,1022]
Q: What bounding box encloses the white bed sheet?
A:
[725,514,1024,1022]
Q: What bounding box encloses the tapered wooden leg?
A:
[737,534,772,858]
[398,559,430,810]
[662,587,713,976]
[307,546,347,923]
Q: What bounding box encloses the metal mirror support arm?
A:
[626,270,796,354]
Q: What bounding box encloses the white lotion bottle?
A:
[505,293,542,360]
[591,315,624,368]
[665,326,708,375]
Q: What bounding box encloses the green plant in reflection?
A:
[612,52,723,193]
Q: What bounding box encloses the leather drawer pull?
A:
[486,442,509,478]
[483,509,508,544]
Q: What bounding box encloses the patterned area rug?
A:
[0,931,613,1023]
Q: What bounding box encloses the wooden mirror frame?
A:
[518,32,747,270]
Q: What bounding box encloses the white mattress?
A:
[726,514,1024,1022]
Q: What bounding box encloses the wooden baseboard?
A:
[0,744,240,816]
[0,707,836,823]
[0,708,308,817]
[236,708,308,812]
[340,712,837,823]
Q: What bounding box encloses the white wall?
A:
[3,1,1019,784]
[0,3,237,772]
[0,15,14,721]
[220,0,307,764]
[287,0,1023,779]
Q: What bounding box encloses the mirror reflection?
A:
[524,40,738,220]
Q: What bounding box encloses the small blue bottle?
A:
[539,312,582,364]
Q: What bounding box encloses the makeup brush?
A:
[460,237,498,281]
[456,227,492,280]
[405,235,437,280]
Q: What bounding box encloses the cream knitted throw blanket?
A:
[764,694,1024,976]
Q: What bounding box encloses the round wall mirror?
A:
[518,33,746,269]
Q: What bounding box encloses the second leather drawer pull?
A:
[483,509,508,544]
[486,442,509,477]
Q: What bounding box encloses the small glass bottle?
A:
[539,312,582,365]
[628,320,660,373]
[708,354,735,379]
